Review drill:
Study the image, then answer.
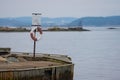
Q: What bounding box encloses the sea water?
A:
[0,27,120,80]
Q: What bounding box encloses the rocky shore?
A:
[0,26,90,32]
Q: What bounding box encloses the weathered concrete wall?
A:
[55,64,74,80]
[0,64,74,80]
[0,48,11,55]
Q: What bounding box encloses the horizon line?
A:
[0,15,120,18]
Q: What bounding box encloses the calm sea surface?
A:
[0,27,120,80]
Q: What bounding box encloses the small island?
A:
[0,27,29,32]
[0,26,90,32]
[43,27,90,31]
[107,27,117,29]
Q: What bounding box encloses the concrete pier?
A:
[0,51,74,80]
[0,64,74,80]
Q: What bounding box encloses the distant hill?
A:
[69,16,120,27]
[0,17,77,27]
[0,17,31,27]
[0,16,120,27]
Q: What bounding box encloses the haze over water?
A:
[0,27,120,80]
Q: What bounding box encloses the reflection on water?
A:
[0,27,120,80]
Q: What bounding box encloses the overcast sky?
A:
[0,0,120,18]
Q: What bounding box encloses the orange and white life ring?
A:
[30,27,42,41]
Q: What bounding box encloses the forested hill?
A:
[68,16,120,27]
[0,17,77,27]
[0,16,120,27]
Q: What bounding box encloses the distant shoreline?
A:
[0,27,90,32]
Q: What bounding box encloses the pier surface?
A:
[0,52,72,70]
[0,61,61,70]
[0,51,74,80]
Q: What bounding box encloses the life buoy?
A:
[30,27,42,41]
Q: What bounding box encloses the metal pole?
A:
[33,29,36,59]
